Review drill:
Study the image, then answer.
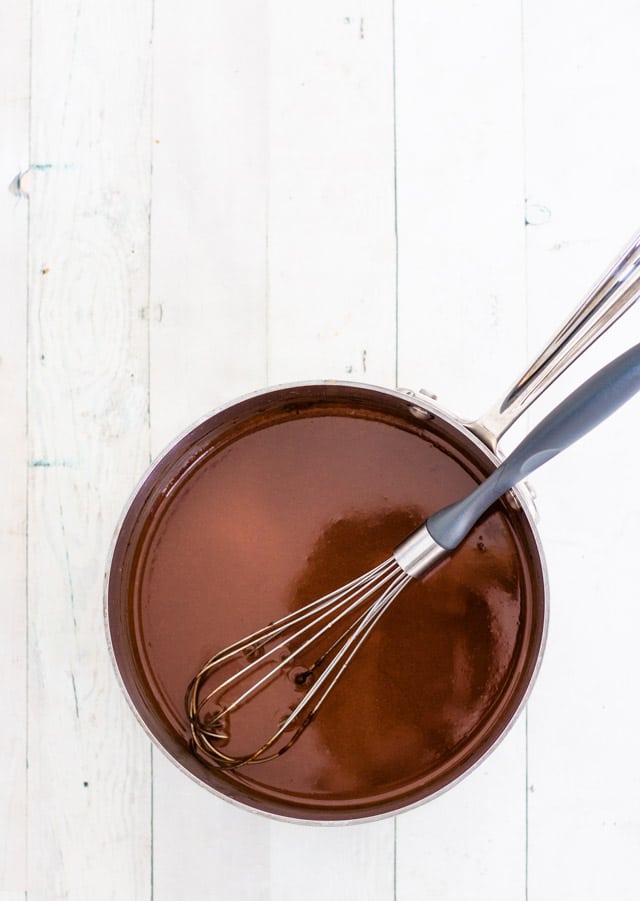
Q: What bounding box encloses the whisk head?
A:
[186,556,414,768]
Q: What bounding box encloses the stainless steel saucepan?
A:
[105,231,640,823]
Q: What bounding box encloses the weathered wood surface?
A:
[2,2,639,898]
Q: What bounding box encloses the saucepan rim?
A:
[104,378,549,825]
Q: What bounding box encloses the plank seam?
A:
[148,1,156,898]
[392,0,399,392]
[25,0,34,896]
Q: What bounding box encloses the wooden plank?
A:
[27,1,153,897]
[265,3,396,899]
[394,0,529,897]
[152,755,270,901]
[266,1,396,388]
[395,0,528,419]
[269,819,394,901]
[522,1,640,896]
[148,0,269,453]
[397,724,527,898]
[0,3,30,896]
[149,4,271,898]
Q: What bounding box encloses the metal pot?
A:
[105,232,640,823]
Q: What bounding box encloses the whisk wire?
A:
[192,557,399,719]
[187,557,407,766]
[285,567,413,727]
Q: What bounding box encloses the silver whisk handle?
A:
[393,525,448,579]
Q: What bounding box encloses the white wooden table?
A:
[2,2,640,899]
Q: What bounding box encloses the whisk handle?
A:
[427,341,640,551]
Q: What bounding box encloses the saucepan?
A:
[105,231,640,823]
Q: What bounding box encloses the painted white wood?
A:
[151,4,396,900]
[149,4,272,900]
[0,4,30,897]
[26,1,153,898]
[394,1,529,898]
[266,1,396,389]
[397,724,527,900]
[395,0,528,421]
[152,754,270,901]
[269,819,395,901]
[149,0,270,455]
[522,1,640,897]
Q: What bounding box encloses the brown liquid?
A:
[118,396,543,820]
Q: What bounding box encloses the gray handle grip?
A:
[427,341,640,550]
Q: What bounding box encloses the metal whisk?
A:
[186,342,640,768]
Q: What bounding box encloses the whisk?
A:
[186,341,640,768]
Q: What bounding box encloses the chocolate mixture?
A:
[118,395,544,819]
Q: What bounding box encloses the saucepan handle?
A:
[468,229,640,452]
[429,341,640,550]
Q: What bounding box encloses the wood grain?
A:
[266,1,396,388]
[149,0,270,452]
[26,1,153,897]
[0,3,30,897]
